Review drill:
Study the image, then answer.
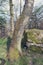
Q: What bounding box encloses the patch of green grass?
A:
[33,57,43,65]
[0,38,7,45]
[0,46,6,60]
[6,55,30,65]
[5,54,43,65]
[0,38,7,61]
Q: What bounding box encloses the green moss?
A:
[0,38,7,61]
[29,45,42,53]
[41,38,43,43]
[27,30,40,43]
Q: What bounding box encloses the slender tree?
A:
[8,0,34,64]
[20,0,21,15]
[9,0,14,37]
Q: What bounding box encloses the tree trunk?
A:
[8,0,34,62]
[20,0,21,15]
[9,0,14,37]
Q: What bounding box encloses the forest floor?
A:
[0,29,43,65]
[0,38,7,65]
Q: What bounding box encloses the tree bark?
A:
[9,0,14,37]
[20,0,21,15]
[8,0,34,62]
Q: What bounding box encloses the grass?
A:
[32,56,43,65]
[6,53,43,65]
[0,46,6,60]
[0,38,7,45]
[0,38,7,61]
[6,55,31,65]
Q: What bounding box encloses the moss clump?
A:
[29,45,42,53]
[41,38,43,43]
[9,48,19,61]
[27,30,40,43]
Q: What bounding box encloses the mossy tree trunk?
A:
[7,0,34,64]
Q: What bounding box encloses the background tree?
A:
[0,16,6,37]
[28,5,43,29]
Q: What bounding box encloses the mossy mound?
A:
[26,29,43,44]
[29,45,43,53]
